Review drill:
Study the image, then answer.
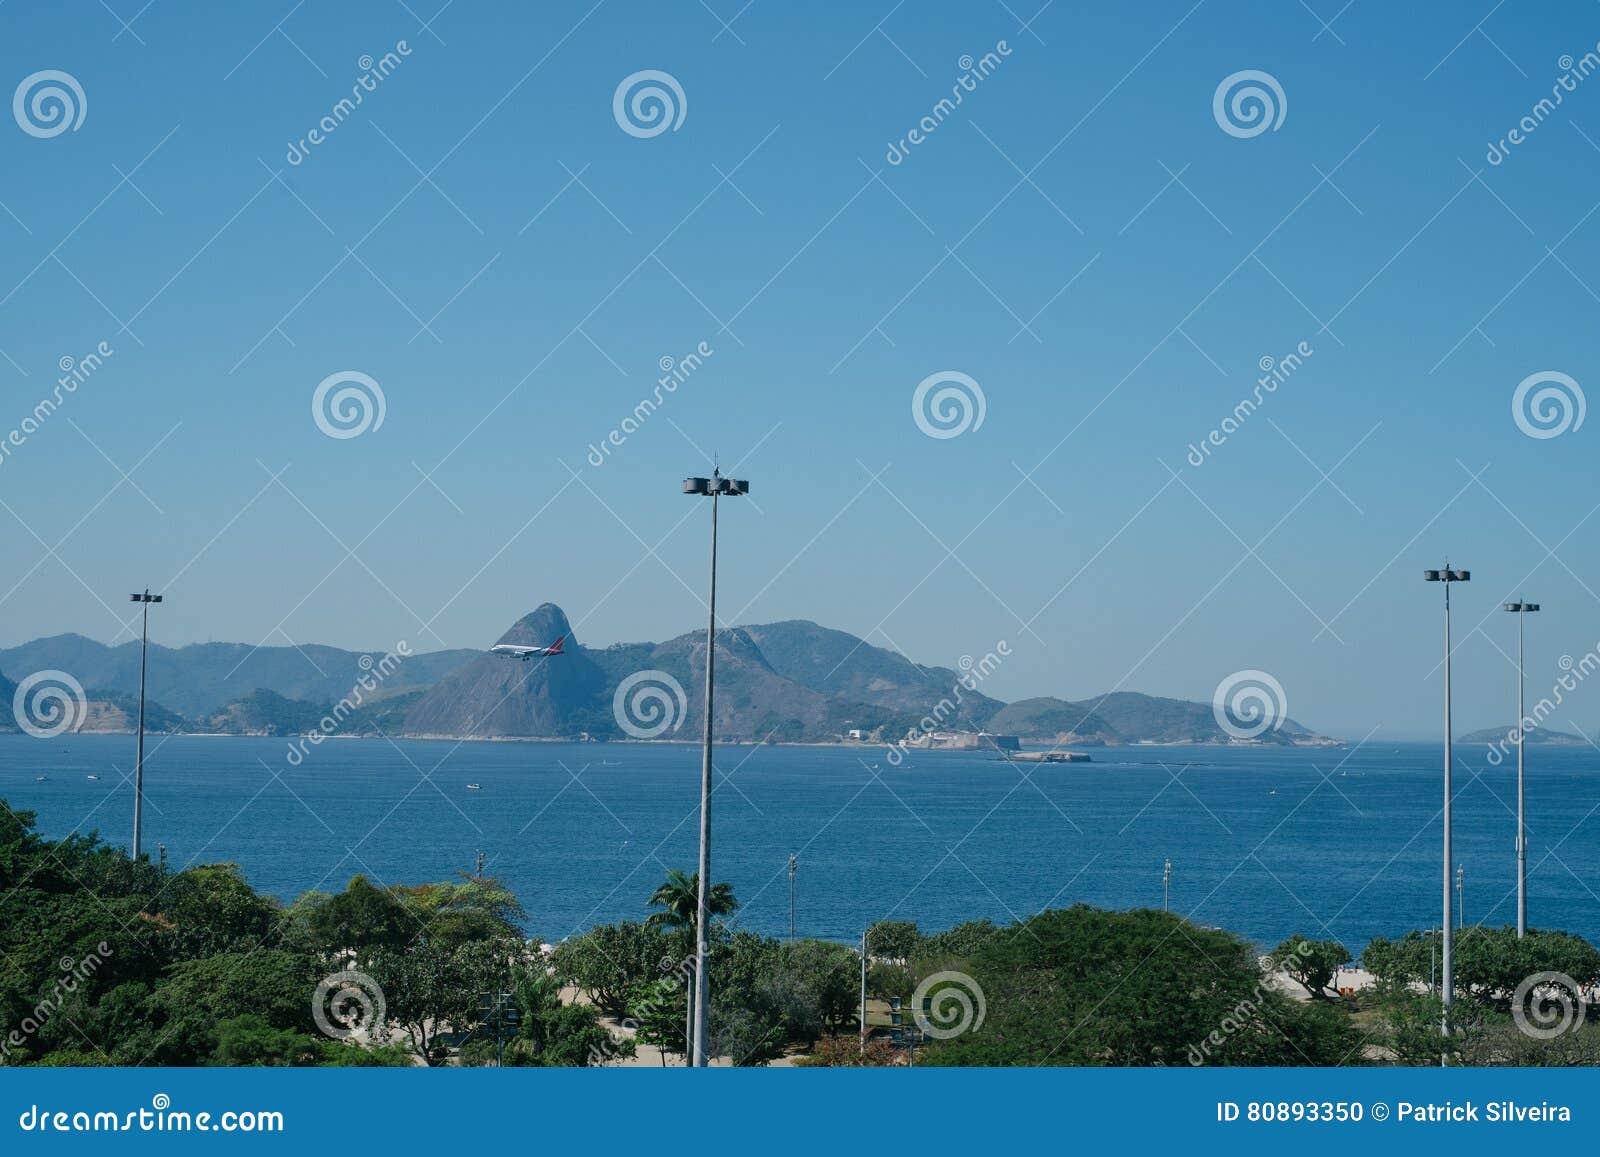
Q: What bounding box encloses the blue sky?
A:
[2,0,1599,738]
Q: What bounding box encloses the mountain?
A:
[0,669,15,732]
[739,621,1004,724]
[2,610,1340,745]
[987,691,1319,745]
[983,698,1122,745]
[0,634,478,718]
[1458,726,1588,746]
[403,605,613,738]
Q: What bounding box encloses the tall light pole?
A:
[788,853,798,942]
[1456,864,1464,929]
[1163,858,1172,912]
[1424,564,1468,1040]
[682,468,748,1066]
[1503,600,1539,937]
[129,589,163,860]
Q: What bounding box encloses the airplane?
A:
[490,636,566,661]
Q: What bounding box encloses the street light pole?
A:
[1163,858,1171,913]
[1456,864,1464,929]
[129,589,163,860]
[1424,564,1468,1043]
[682,468,748,1067]
[788,853,798,942]
[1503,600,1539,938]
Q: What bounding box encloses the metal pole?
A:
[691,483,719,1067]
[1457,864,1464,929]
[788,853,797,942]
[1163,858,1171,912]
[132,592,149,860]
[1442,578,1454,1041]
[859,929,868,1059]
[1516,607,1527,938]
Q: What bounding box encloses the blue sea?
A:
[3,734,1597,953]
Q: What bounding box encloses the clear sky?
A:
[2,0,1598,739]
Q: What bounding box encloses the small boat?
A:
[1268,789,1277,796]
[86,774,100,781]
[34,775,47,782]
[465,783,482,791]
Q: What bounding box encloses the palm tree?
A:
[647,868,738,1063]
[646,868,737,934]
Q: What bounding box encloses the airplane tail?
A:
[548,636,565,654]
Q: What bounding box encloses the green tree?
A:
[918,906,1364,1066]
[865,920,920,960]
[646,869,738,935]
[550,921,674,1016]
[1272,934,1349,998]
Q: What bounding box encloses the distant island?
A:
[1457,726,1590,746]
[1,604,1338,748]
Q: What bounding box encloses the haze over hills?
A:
[0,634,478,718]
[1,604,1337,745]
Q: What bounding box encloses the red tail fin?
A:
[548,636,565,654]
